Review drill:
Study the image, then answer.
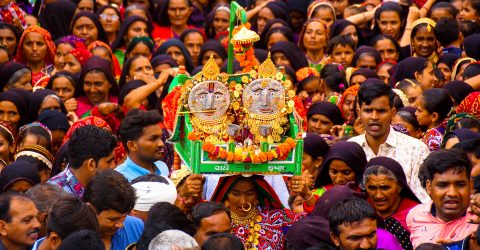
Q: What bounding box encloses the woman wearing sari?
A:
[362,156,420,250]
[211,175,303,250]
[14,25,55,87]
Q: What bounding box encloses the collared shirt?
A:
[349,127,431,203]
[48,167,84,198]
[406,201,478,249]
[115,156,169,182]
[31,237,45,250]
[111,216,144,250]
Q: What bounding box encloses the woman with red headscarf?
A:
[211,175,303,250]
[14,25,56,87]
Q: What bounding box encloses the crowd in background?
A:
[0,0,480,249]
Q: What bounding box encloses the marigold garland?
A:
[201,138,297,163]
[231,23,258,72]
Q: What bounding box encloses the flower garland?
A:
[200,137,297,163]
[231,23,258,72]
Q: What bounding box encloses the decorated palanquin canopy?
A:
[164,2,304,176]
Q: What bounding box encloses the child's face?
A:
[331,45,354,68]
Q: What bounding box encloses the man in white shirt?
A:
[349,81,430,202]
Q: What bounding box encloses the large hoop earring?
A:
[241,202,252,212]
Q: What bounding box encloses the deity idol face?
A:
[243,79,285,115]
[188,81,230,120]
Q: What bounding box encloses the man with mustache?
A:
[328,197,378,250]
[406,149,477,248]
[348,81,431,203]
[0,192,41,250]
[116,109,169,182]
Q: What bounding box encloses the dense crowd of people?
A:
[0,0,480,249]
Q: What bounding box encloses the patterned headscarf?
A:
[296,67,319,82]
[70,48,92,66]
[456,92,480,120]
[61,116,126,164]
[211,175,284,209]
[15,25,56,65]
[441,112,479,147]
[87,40,122,79]
[338,85,360,118]
[62,116,111,145]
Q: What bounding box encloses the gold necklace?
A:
[190,115,229,136]
[244,112,288,143]
[231,208,263,250]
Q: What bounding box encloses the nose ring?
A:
[241,202,252,212]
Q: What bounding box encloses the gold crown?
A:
[258,53,276,78]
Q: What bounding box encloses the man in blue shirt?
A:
[83,170,143,250]
[116,109,169,182]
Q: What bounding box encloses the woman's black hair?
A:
[45,71,78,91]
[321,64,347,93]
[179,28,205,43]
[17,126,53,152]
[370,34,406,62]
[0,23,20,54]
[421,88,453,121]
[429,2,459,19]
[119,54,146,89]
[373,2,405,39]
[257,18,291,49]
[154,0,192,26]
[125,37,154,60]
[111,16,152,51]
[327,35,356,55]
[264,26,294,48]
[396,108,421,130]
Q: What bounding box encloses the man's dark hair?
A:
[26,183,67,213]
[201,233,244,250]
[421,149,472,182]
[460,20,480,37]
[328,197,376,236]
[68,125,118,169]
[191,201,230,228]
[83,170,136,214]
[0,192,31,223]
[327,35,356,55]
[357,82,395,108]
[136,202,196,250]
[57,230,105,250]
[118,109,163,152]
[434,18,460,47]
[47,196,99,240]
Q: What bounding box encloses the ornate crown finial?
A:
[201,54,220,80]
[258,53,276,78]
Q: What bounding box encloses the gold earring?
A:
[224,201,229,208]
